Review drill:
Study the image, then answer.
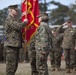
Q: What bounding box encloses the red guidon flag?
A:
[22,0,40,45]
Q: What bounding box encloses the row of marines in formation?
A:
[28,18,76,75]
[4,4,76,75]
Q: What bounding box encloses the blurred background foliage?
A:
[0,0,76,25]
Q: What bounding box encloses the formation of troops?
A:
[0,4,76,75]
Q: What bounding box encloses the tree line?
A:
[0,0,76,25]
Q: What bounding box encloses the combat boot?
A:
[51,67,55,71]
[70,68,73,73]
[32,71,38,75]
[73,67,76,71]
[33,73,38,75]
[66,68,71,73]
[55,67,60,71]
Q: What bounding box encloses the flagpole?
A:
[24,0,28,32]
[21,0,28,60]
[24,0,28,56]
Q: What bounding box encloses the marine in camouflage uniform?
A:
[72,27,76,71]
[0,41,4,62]
[57,18,76,73]
[50,28,63,71]
[74,48,76,71]
[35,13,53,75]
[28,36,38,75]
[4,5,28,75]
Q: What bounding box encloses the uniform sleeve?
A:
[45,25,53,50]
[56,25,63,34]
[5,18,27,30]
[35,25,47,50]
[57,33,63,41]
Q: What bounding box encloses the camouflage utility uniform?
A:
[35,22,53,75]
[73,28,76,71]
[50,31,63,70]
[4,15,27,75]
[28,36,38,75]
[57,25,76,71]
[0,42,4,62]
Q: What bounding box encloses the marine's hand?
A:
[22,11,28,16]
[23,19,28,24]
[74,47,76,50]
[62,22,67,26]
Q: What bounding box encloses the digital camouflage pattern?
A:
[35,22,53,75]
[62,27,76,49]
[57,25,76,49]
[28,36,38,75]
[4,15,27,75]
[50,32,63,69]
[4,15,26,47]
[74,50,76,68]
[0,42,4,62]
[35,22,53,52]
[57,25,76,69]
[6,46,19,75]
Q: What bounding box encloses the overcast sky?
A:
[0,0,75,10]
